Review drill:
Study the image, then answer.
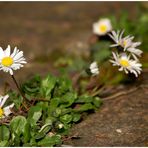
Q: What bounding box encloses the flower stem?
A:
[11,75,28,110]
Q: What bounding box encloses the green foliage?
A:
[40,74,57,99]
[22,75,41,99]
[0,126,10,141]
[27,105,42,126]
[37,135,62,147]
[90,41,111,64]
[10,116,27,136]
[0,73,102,146]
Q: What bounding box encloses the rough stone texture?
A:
[64,73,148,146]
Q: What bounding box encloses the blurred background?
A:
[0,2,147,92]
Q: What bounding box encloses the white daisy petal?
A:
[9,68,13,75]
[0,95,15,118]
[0,96,3,107]
[127,47,143,57]
[4,45,11,57]
[3,103,14,116]
[0,48,5,59]
[10,47,17,58]
[13,51,23,60]
[0,94,9,107]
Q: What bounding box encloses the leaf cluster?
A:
[0,74,102,146]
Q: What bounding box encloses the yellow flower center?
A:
[100,24,107,33]
[119,59,130,67]
[0,107,4,117]
[1,57,13,67]
[123,40,127,47]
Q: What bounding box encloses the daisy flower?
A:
[93,18,112,36]
[0,45,27,75]
[110,52,142,77]
[89,61,99,76]
[0,95,14,118]
[109,30,134,50]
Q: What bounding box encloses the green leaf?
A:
[8,92,22,109]
[45,116,56,125]
[52,108,62,117]
[60,92,77,108]
[22,75,41,98]
[27,106,42,126]
[0,125,10,141]
[10,116,27,136]
[74,103,95,113]
[29,137,37,146]
[23,122,31,143]
[91,41,111,64]
[13,133,21,146]
[93,97,102,108]
[60,108,72,115]
[0,140,8,146]
[48,98,61,113]
[35,123,52,140]
[37,135,62,147]
[57,76,72,94]
[75,95,93,103]
[72,113,81,122]
[40,74,57,99]
[60,114,73,124]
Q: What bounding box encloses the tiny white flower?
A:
[93,18,112,36]
[116,129,122,133]
[109,30,134,50]
[110,52,142,77]
[0,95,14,118]
[58,123,64,129]
[0,45,27,75]
[90,61,99,76]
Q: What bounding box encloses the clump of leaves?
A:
[0,74,102,147]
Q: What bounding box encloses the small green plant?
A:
[0,74,102,146]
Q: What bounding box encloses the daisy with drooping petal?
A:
[93,18,112,36]
[109,30,143,58]
[0,45,27,75]
[0,95,14,118]
[109,30,134,50]
[110,52,142,77]
[89,61,99,76]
